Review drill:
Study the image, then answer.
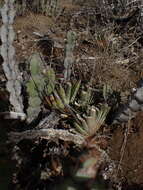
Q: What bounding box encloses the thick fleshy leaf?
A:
[26,53,45,122]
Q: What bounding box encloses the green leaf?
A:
[57,84,67,104]
[44,67,56,95]
[26,53,45,122]
[65,82,72,104]
[70,80,81,103]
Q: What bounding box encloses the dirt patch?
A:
[13,13,54,61]
[109,112,143,187]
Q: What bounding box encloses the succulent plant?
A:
[74,104,110,137]
[26,54,57,122]
[44,80,81,114]
[75,86,93,111]
[43,66,56,95]
[26,53,45,122]
[64,30,77,81]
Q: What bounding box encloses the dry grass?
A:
[75,55,137,91]
[12,0,142,103]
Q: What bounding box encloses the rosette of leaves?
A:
[72,104,110,182]
[44,80,81,115]
[75,104,110,137]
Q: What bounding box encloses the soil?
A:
[109,112,143,188]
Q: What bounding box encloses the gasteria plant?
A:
[75,104,110,137]
[43,69,110,139]
[44,79,81,114]
[41,68,110,136]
